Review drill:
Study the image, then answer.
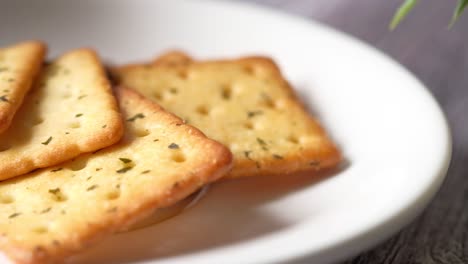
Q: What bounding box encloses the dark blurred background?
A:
[232,0,468,263]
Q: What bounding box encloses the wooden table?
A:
[233,0,468,263]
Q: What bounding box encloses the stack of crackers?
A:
[0,41,341,263]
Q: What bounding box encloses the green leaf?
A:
[390,0,420,30]
[450,0,468,27]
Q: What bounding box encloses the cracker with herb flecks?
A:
[0,49,123,181]
[113,52,341,178]
[0,86,232,264]
[0,41,46,134]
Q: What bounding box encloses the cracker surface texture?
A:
[0,49,123,181]
[115,52,341,178]
[0,41,46,134]
[0,86,232,264]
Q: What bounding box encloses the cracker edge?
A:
[152,50,193,67]
[0,41,47,134]
[0,86,233,264]
[60,49,125,152]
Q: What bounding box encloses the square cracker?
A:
[0,86,232,264]
[0,41,46,134]
[0,49,124,181]
[113,52,341,178]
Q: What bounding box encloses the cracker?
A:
[0,49,123,181]
[113,52,341,178]
[152,50,193,67]
[0,41,46,134]
[0,86,232,264]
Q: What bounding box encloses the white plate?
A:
[0,0,451,263]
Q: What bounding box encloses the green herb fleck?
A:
[221,89,231,99]
[273,154,283,160]
[141,170,151,174]
[8,213,20,219]
[257,138,267,146]
[49,187,66,201]
[168,143,179,149]
[78,95,87,100]
[119,158,132,164]
[126,113,145,122]
[40,208,51,214]
[256,138,268,151]
[41,136,53,145]
[95,168,102,171]
[169,87,178,94]
[87,185,98,191]
[116,167,133,173]
[75,113,83,117]
[0,95,9,102]
[48,188,60,195]
[153,139,159,142]
[247,110,263,118]
[102,124,107,128]
[115,158,135,173]
[244,151,253,160]
[255,161,261,169]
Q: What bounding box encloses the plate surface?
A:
[0,0,451,263]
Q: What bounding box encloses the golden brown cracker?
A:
[114,52,341,178]
[0,41,46,134]
[0,49,123,181]
[0,86,232,264]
